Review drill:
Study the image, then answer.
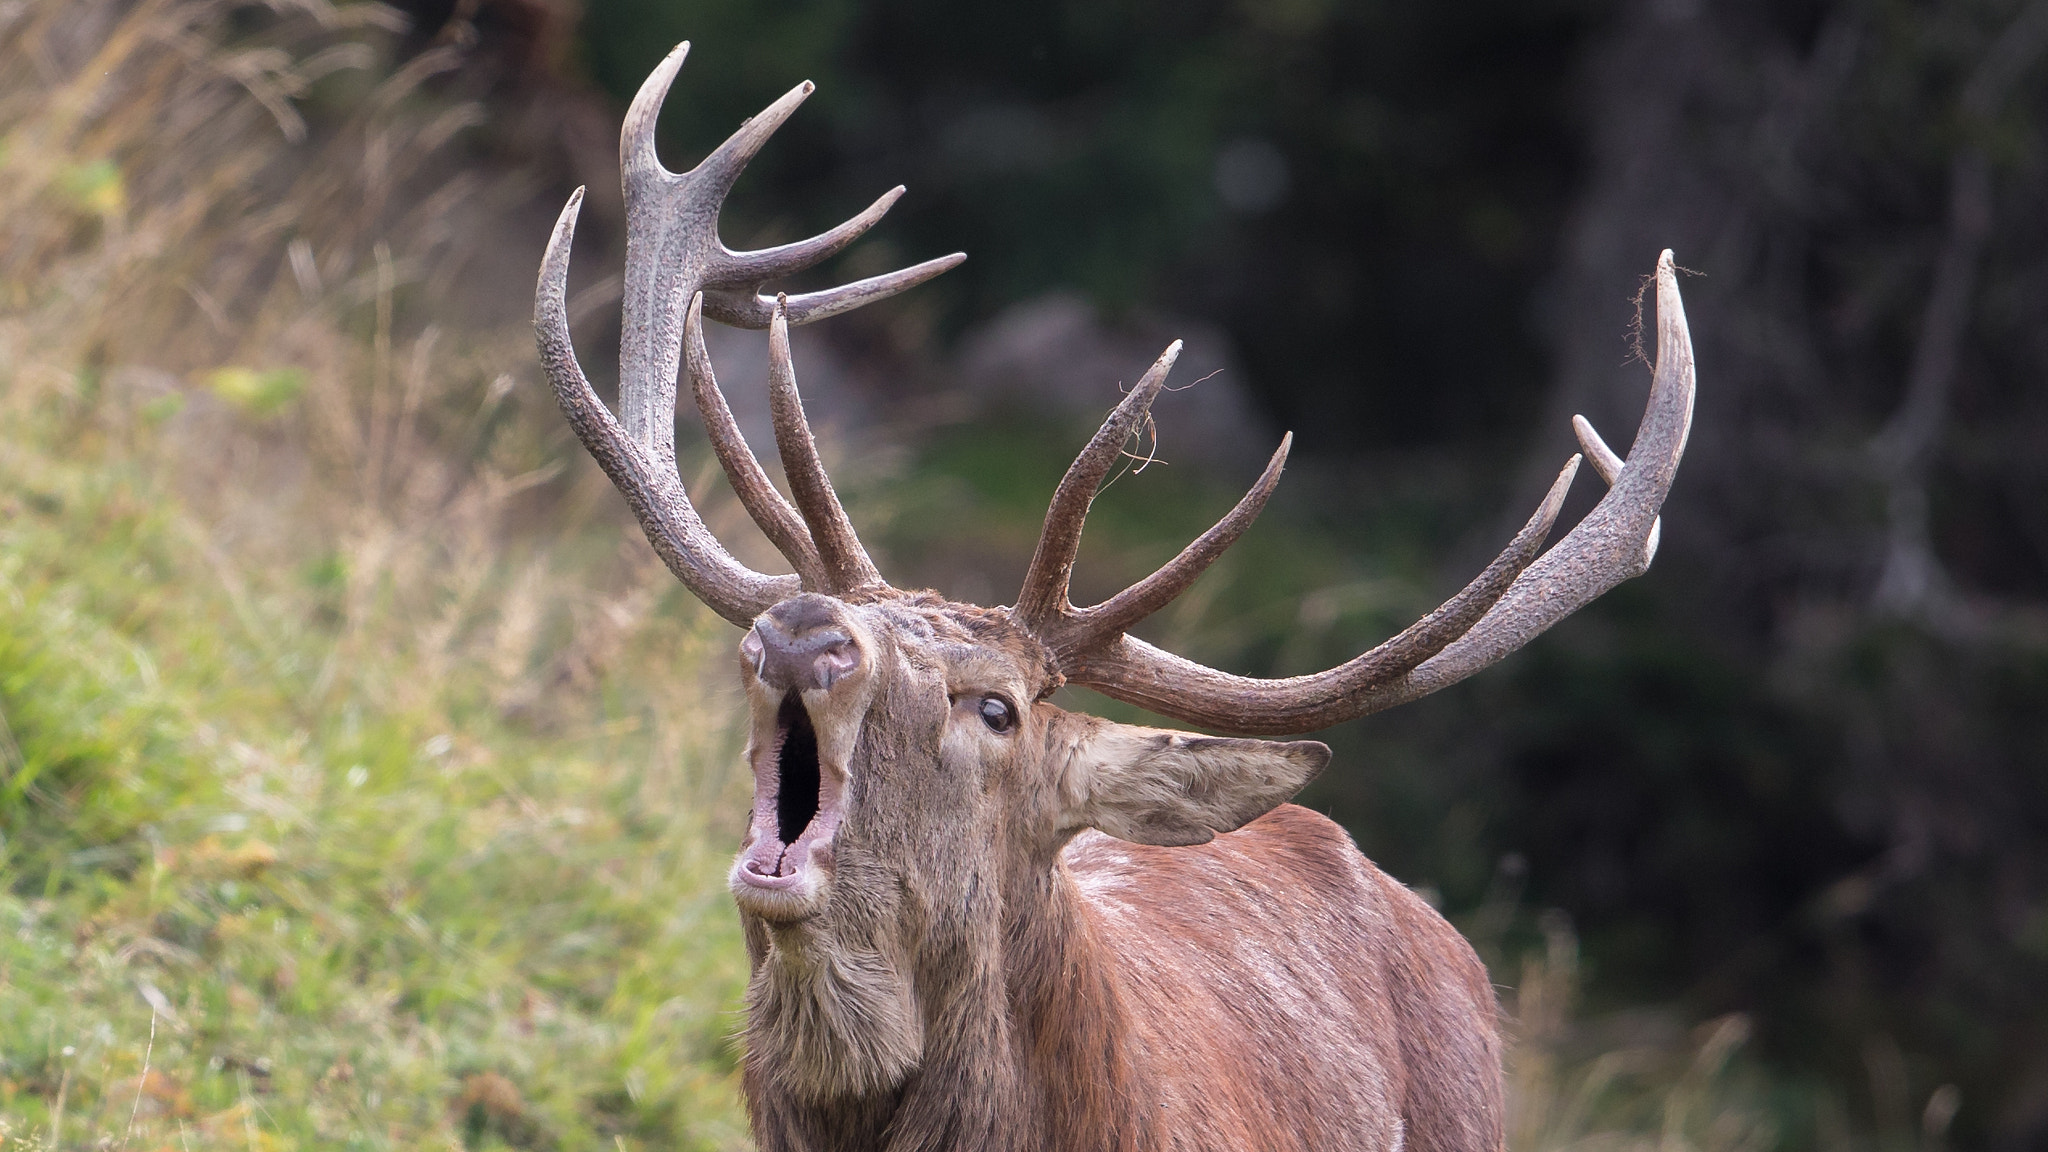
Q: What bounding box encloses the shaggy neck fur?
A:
[740,840,1151,1152]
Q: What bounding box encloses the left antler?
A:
[534,42,959,622]
[1017,251,1695,735]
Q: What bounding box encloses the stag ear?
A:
[1061,723,1330,847]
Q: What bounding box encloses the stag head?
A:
[536,43,1693,1106]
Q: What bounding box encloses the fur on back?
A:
[1064,804,1504,1152]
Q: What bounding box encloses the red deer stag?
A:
[535,42,1694,1152]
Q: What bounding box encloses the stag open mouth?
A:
[732,693,846,919]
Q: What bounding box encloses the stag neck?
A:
[742,891,1034,1150]
[1001,860,1159,1152]
[738,781,1154,1151]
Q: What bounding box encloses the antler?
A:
[1022,250,1696,735]
[534,42,961,623]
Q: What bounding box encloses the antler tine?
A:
[1348,455,1581,673]
[705,251,969,329]
[1058,250,1695,735]
[1571,413,1624,480]
[684,84,967,310]
[1013,342,1183,631]
[1387,249,1692,671]
[767,298,884,591]
[715,185,904,287]
[613,41,962,463]
[684,292,829,589]
[682,75,972,329]
[1063,454,1581,733]
[1055,433,1293,650]
[1573,413,1661,568]
[690,79,815,206]
[620,41,689,181]
[613,42,696,461]
[536,190,798,625]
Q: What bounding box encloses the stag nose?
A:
[742,599,861,692]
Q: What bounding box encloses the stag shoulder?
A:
[1064,806,1503,1152]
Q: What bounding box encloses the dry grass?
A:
[1504,914,1776,1152]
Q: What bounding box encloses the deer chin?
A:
[731,692,848,922]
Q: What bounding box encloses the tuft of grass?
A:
[1504,913,1778,1152]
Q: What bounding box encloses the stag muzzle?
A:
[741,596,862,693]
[732,596,871,922]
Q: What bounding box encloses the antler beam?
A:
[682,291,828,590]
[1028,250,1696,734]
[534,41,961,620]
[766,297,885,591]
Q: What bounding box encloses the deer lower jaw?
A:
[731,812,840,921]
[731,696,848,922]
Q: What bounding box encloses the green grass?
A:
[0,396,756,1149]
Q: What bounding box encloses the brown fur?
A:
[727,593,1504,1152]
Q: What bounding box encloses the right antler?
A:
[535,42,961,625]
[1016,251,1696,735]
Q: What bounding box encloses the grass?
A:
[0,2,760,1145]
[0,2,1894,1149]
[0,421,759,1147]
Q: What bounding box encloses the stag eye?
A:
[977,695,1017,734]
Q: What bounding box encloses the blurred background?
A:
[1,0,2044,1147]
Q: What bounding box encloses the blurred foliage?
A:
[577,0,1609,451]
[207,367,309,417]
